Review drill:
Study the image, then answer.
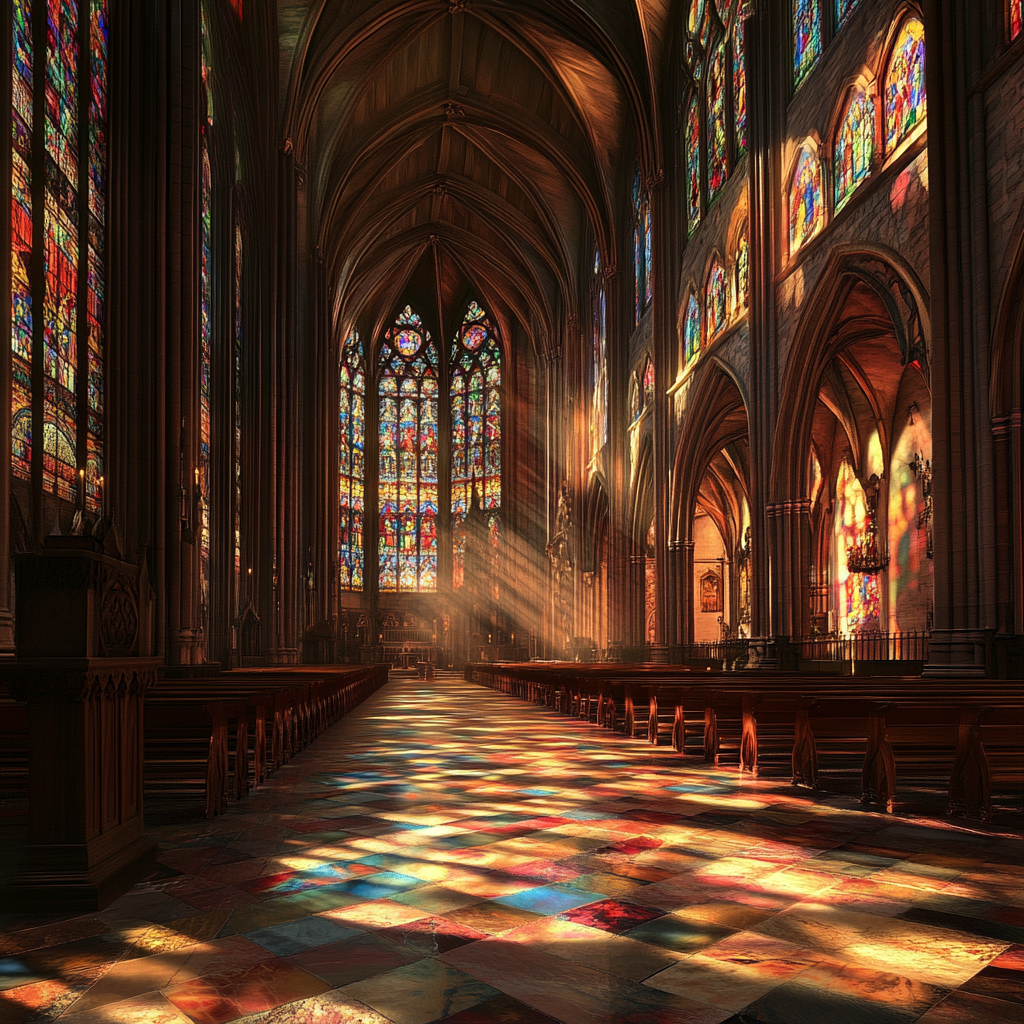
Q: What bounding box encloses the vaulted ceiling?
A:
[277,0,675,356]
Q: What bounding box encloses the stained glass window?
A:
[12,0,106,508]
[86,0,107,512]
[379,306,439,593]
[234,221,242,604]
[199,140,212,610]
[339,331,365,592]
[643,358,655,408]
[793,0,821,87]
[590,259,607,457]
[707,41,727,201]
[1013,0,1023,40]
[688,0,707,40]
[11,0,34,481]
[790,146,824,253]
[632,171,652,322]
[686,94,701,231]
[43,0,81,503]
[733,15,747,155]
[736,228,749,309]
[836,0,858,27]
[885,18,926,151]
[835,90,875,211]
[706,258,727,339]
[451,301,501,589]
[684,294,702,362]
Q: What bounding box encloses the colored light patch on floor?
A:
[0,671,1020,1024]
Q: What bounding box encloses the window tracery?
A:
[835,90,875,211]
[789,145,824,254]
[452,301,501,589]
[339,331,365,592]
[632,171,652,322]
[590,256,608,455]
[379,306,439,593]
[794,0,822,87]
[885,17,926,152]
[735,228,749,310]
[684,293,702,363]
[706,258,727,340]
[683,0,747,234]
[10,0,107,509]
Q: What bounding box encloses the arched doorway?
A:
[671,365,751,645]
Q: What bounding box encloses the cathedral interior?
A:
[0,1,1023,1022]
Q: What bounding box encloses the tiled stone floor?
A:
[1,672,1023,1024]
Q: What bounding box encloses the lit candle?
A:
[99,475,105,519]
[79,468,85,509]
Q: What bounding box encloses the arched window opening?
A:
[706,258,727,340]
[643,358,656,410]
[733,15,747,155]
[735,228,749,310]
[379,306,439,593]
[451,301,501,589]
[683,0,746,232]
[11,1,34,482]
[835,90,875,211]
[234,219,242,607]
[590,257,608,456]
[633,171,652,322]
[885,17,926,152]
[198,60,212,617]
[684,293,702,363]
[339,331,365,592]
[707,39,727,201]
[789,146,824,254]
[836,0,859,28]
[11,0,107,508]
[794,0,822,88]
[685,95,701,232]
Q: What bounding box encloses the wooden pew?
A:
[468,663,1024,821]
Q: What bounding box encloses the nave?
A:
[1,674,1022,1024]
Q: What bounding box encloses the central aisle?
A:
[3,672,1021,1024]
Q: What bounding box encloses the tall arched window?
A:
[684,294,702,362]
[643,357,655,409]
[735,228,749,309]
[338,331,365,591]
[706,258,727,339]
[632,171,652,322]
[835,90,875,211]
[198,43,212,615]
[379,306,439,593]
[733,15,747,155]
[707,39,727,200]
[683,0,746,232]
[793,0,822,87]
[790,145,824,254]
[10,0,107,510]
[885,18,926,152]
[451,301,501,588]
[685,95,701,232]
[1013,0,1022,40]
[234,220,242,604]
[590,255,608,456]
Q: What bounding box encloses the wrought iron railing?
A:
[800,630,929,662]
